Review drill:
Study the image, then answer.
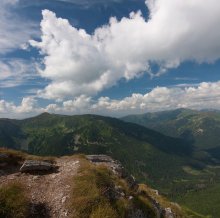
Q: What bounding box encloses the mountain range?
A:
[122,108,220,159]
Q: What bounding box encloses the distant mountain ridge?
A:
[0,113,192,156]
[122,108,220,151]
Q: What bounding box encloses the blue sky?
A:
[0,0,220,118]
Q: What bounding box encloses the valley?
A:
[122,109,220,217]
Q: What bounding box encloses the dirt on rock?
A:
[0,156,80,218]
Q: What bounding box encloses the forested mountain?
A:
[122,108,220,150]
[0,112,192,155]
[0,113,193,185]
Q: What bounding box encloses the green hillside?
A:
[122,109,220,217]
[0,113,193,184]
[0,112,220,217]
[122,109,220,150]
[0,119,25,149]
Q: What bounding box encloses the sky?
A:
[0,0,220,118]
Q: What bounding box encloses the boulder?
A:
[20,160,54,173]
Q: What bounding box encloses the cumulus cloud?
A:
[92,82,220,116]
[1,81,220,118]
[0,97,43,118]
[30,0,220,100]
[0,0,38,54]
[16,97,39,113]
[43,81,220,116]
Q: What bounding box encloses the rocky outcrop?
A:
[162,208,175,218]
[20,160,55,173]
[87,155,138,190]
[86,155,177,218]
[86,155,113,163]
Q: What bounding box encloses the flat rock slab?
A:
[20,160,54,173]
[86,155,114,163]
[86,154,138,190]
[0,153,9,158]
[0,153,9,162]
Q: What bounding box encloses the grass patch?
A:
[90,203,118,218]
[69,159,157,218]
[138,184,183,215]
[69,160,118,218]
[183,207,210,218]
[0,182,29,218]
[132,196,157,218]
[0,148,56,165]
[0,148,26,165]
[176,183,220,218]
[138,184,207,218]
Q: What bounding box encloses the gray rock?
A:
[86,155,114,163]
[0,153,9,162]
[86,154,138,190]
[162,207,175,218]
[32,175,40,180]
[20,160,54,173]
[128,196,133,200]
[126,175,138,191]
[0,153,9,158]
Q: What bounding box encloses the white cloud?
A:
[0,97,43,118]
[0,100,15,114]
[93,82,220,115]
[1,81,220,118]
[31,0,220,100]
[48,81,220,116]
[0,0,38,54]
[16,97,38,113]
[0,59,38,88]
